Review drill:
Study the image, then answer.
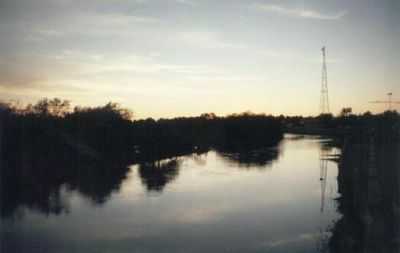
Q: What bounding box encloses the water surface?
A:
[1,134,341,253]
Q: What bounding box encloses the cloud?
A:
[0,48,227,92]
[254,3,348,20]
[257,49,343,64]
[27,12,160,42]
[37,29,65,37]
[179,31,247,49]
[175,0,196,6]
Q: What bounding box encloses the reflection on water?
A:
[2,135,341,252]
[218,147,281,169]
[0,158,131,218]
[138,159,181,192]
[319,145,340,214]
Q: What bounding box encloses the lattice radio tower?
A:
[320,47,330,114]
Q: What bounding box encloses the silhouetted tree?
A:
[339,107,352,117]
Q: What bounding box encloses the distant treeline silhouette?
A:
[2,99,399,164]
[0,98,284,164]
[2,98,399,167]
[284,110,400,141]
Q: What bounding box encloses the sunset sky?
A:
[1,0,399,118]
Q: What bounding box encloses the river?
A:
[1,134,342,253]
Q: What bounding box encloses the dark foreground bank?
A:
[328,125,400,253]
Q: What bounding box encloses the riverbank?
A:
[329,124,400,253]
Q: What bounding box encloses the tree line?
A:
[0,98,284,164]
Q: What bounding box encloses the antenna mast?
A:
[320,47,330,114]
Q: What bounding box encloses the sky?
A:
[0,0,399,119]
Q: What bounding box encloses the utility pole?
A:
[369,92,400,111]
[320,47,330,115]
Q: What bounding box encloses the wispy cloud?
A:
[257,49,343,64]
[254,3,348,20]
[175,0,196,6]
[179,31,246,49]
[29,13,160,41]
[85,13,160,26]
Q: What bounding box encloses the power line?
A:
[369,92,400,111]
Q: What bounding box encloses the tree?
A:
[340,107,352,117]
[31,98,70,117]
